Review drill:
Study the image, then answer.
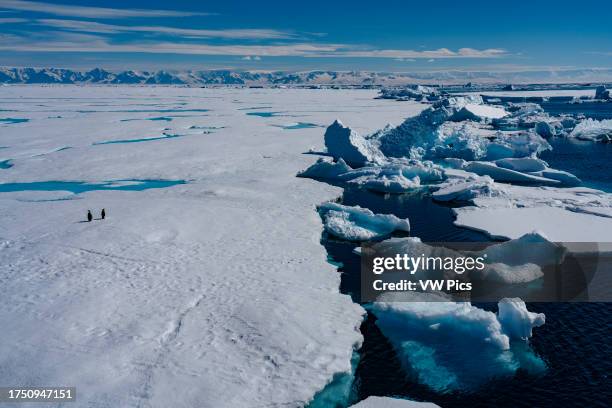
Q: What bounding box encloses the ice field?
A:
[1,85,611,407]
[0,86,422,407]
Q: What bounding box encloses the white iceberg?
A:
[498,298,545,341]
[450,103,508,122]
[495,157,548,172]
[351,396,440,408]
[432,175,504,202]
[298,157,352,179]
[378,96,484,158]
[318,202,410,241]
[568,118,612,142]
[344,161,445,193]
[464,161,562,185]
[324,120,385,166]
[368,293,546,392]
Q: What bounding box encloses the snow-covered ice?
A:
[318,202,410,241]
[351,396,440,408]
[568,118,612,142]
[497,298,545,341]
[0,86,420,407]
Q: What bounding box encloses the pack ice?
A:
[318,202,410,241]
[369,293,546,392]
[2,86,427,408]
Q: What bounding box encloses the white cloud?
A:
[329,47,506,59]
[0,0,211,18]
[0,17,27,22]
[34,19,296,40]
[0,31,508,60]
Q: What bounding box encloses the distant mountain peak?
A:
[1,66,611,86]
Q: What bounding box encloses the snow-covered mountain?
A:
[2,67,612,86]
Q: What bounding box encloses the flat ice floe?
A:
[351,396,440,407]
[0,86,421,407]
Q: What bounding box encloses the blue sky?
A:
[0,0,610,72]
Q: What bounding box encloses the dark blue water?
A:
[541,102,612,120]
[0,179,186,195]
[541,139,612,192]
[0,159,12,169]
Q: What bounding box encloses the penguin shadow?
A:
[75,218,106,223]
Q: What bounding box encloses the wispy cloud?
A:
[34,19,296,40]
[332,47,507,59]
[0,32,508,59]
[0,0,211,18]
[0,16,27,23]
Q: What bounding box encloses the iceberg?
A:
[595,85,610,100]
[299,159,445,193]
[351,396,440,408]
[344,161,445,193]
[297,157,353,179]
[498,298,545,341]
[370,232,558,285]
[324,120,385,166]
[378,85,441,102]
[495,157,548,172]
[450,104,508,122]
[432,175,504,202]
[368,293,545,392]
[377,96,484,158]
[318,202,410,241]
[464,161,561,185]
[568,118,612,142]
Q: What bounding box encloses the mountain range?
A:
[2,67,612,86]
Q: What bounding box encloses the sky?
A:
[0,0,611,73]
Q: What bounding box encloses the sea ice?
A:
[297,157,353,179]
[568,118,612,142]
[318,202,410,241]
[450,103,508,122]
[299,158,445,193]
[368,293,545,392]
[351,396,440,408]
[324,120,385,166]
[595,85,610,100]
[497,298,545,341]
[1,86,406,407]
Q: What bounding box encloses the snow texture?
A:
[0,86,423,408]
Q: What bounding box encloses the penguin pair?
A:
[87,209,105,222]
